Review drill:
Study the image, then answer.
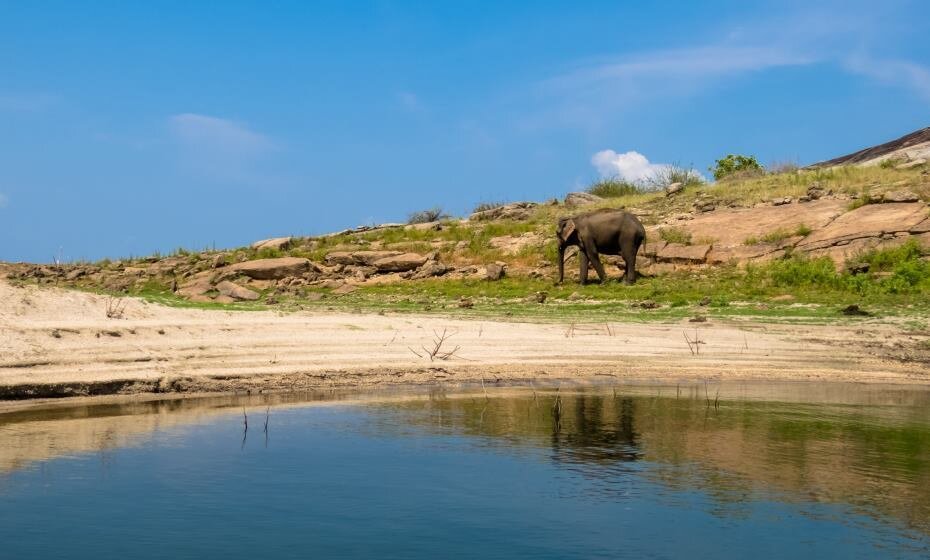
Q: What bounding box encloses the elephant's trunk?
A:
[557,243,565,283]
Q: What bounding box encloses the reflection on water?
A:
[1,382,929,559]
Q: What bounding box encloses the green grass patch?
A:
[659,227,692,245]
[586,178,643,198]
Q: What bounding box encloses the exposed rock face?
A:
[665,182,684,196]
[326,251,403,266]
[485,262,506,280]
[410,262,450,280]
[809,126,930,168]
[470,202,538,221]
[895,158,926,170]
[881,190,920,203]
[797,203,929,252]
[564,192,603,207]
[405,221,442,232]
[371,253,428,272]
[177,271,215,301]
[657,244,712,264]
[488,233,544,255]
[251,237,293,251]
[216,280,259,301]
[227,257,315,280]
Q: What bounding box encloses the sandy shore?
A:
[1,279,928,400]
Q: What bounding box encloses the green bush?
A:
[712,154,764,181]
[586,178,642,198]
[763,240,930,296]
[768,256,839,288]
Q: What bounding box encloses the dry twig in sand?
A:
[105,296,127,319]
[683,329,704,355]
[409,328,460,361]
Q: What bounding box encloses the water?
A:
[1,382,930,559]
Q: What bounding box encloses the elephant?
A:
[556,209,646,285]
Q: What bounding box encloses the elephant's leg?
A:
[579,251,589,284]
[586,245,608,283]
[621,242,637,285]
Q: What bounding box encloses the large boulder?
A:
[488,233,544,255]
[469,202,538,221]
[251,237,293,251]
[228,257,315,280]
[371,253,428,272]
[216,280,260,301]
[325,251,404,266]
[881,190,920,203]
[564,192,603,207]
[485,262,506,280]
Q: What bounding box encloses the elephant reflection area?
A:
[549,396,641,469]
[556,209,646,285]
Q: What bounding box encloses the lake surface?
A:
[1,382,929,559]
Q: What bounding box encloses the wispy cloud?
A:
[526,4,926,130]
[844,55,930,101]
[0,92,60,112]
[169,113,274,154]
[396,91,423,112]
[529,44,814,129]
[168,114,275,182]
[548,45,813,91]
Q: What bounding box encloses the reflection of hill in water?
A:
[376,390,930,534]
[2,384,930,533]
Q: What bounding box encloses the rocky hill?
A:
[3,132,930,310]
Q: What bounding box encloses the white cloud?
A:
[592,150,703,185]
[169,113,273,154]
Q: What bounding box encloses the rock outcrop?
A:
[227,257,315,280]
[250,237,293,251]
[470,202,538,221]
[564,192,603,207]
[372,253,429,272]
[216,280,260,301]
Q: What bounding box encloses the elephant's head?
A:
[556,217,578,283]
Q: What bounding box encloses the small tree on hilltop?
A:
[711,154,764,180]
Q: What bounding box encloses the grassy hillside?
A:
[5,163,930,324]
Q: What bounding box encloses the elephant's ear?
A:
[560,219,576,242]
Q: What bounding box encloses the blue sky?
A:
[1,1,929,262]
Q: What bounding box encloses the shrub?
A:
[712,154,764,181]
[769,160,800,174]
[768,255,838,288]
[645,163,704,190]
[794,223,812,237]
[408,207,446,224]
[586,177,642,198]
[472,201,504,214]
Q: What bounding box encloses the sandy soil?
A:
[1,279,928,400]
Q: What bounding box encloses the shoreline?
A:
[2,279,928,403]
